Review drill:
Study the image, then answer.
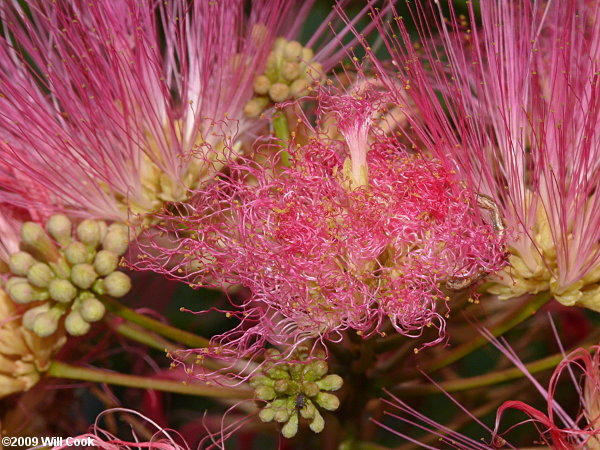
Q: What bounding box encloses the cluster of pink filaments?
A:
[135,99,506,364]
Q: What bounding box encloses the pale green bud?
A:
[274,378,292,394]
[77,219,101,247]
[102,228,129,256]
[273,406,292,424]
[80,296,105,322]
[258,406,275,423]
[305,62,323,80]
[315,392,339,411]
[32,308,62,337]
[299,399,317,420]
[93,250,118,276]
[27,262,54,288]
[301,380,319,397]
[316,374,343,391]
[243,97,269,118]
[97,221,108,241]
[272,37,287,54]
[91,278,105,295]
[253,75,271,95]
[71,263,98,289]
[22,303,50,330]
[103,271,131,298]
[8,281,49,303]
[281,62,300,81]
[46,214,72,246]
[255,385,276,401]
[9,251,36,276]
[48,279,77,303]
[290,78,309,98]
[269,83,290,103]
[250,375,275,388]
[65,241,90,265]
[21,222,60,262]
[309,410,325,433]
[303,360,328,381]
[281,413,299,439]
[266,366,290,380]
[283,40,303,62]
[64,310,91,336]
[301,47,314,63]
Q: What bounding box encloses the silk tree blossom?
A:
[133,86,506,370]
[353,1,600,311]
[0,0,359,222]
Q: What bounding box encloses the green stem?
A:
[392,342,594,397]
[47,361,252,399]
[421,291,552,374]
[111,320,178,353]
[102,296,209,349]
[273,111,291,166]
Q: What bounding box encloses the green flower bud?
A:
[250,375,275,388]
[283,40,303,62]
[255,385,276,401]
[32,308,62,337]
[281,413,299,439]
[274,378,292,394]
[243,97,269,118]
[305,62,324,80]
[301,47,314,63]
[309,410,325,434]
[258,406,275,423]
[79,296,105,322]
[315,392,339,411]
[281,62,300,81]
[301,380,320,397]
[316,374,343,391]
[91,278,105,295]
[273,406,292,424]
[103,271,131,298]
[9,251,36,276]
[299,399,317,420]
[266,365,290,380]
[290,78,309,98]
[303,360,328,381]
[76,219,101,247]
[269,83,290,103]
[64,310,91,336]
[93,250,118,276]
[46,214,72,246]
[21,222,60,262]
[27,262,54,288]
[71,263,98,289]
[253,75,271,95]
[97,220,108,241]
[102,228,129,256]
[48,279,77,303]
[65,241,90,265]
[8,281,49,303]
[22,303,51,330]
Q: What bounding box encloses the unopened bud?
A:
[250,375,275,388]
[299,400,317,419]
[8,281,49,303]
[32,308,62,337]
[9,251,35,276]
[274,378,292,394]
[48,279,77,303]
[316,374,343,391]
[46,214,72,246]
[94,250,118,276]
[303,360,328,381]
[102,228,129,256]
[64,310,91,336]
[77,219,101,247]
[253,75,271,95]
[281,413,299,439]
[243,97,269,118]
[255,385,276,401]
[22,303,51,330]
[281,62,300,81]
[79,297,105,322]
[65,241,90,265]
[301,47,314,63]
[258,406,275,423]
[290,78,309,98]
[309,410,325,433]
[283,41,303,62]
[269,83,291,103]
[21,222,60,262]
[305,62,323,80]
[273,406,291,424]
[315,392,339,411]
[103,271,131,298]
[301,381,320,397]
[27,262,54,288]
[71,263,98,289]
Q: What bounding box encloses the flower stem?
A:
[272,110,291,166]
[422,291,552,374]
[102,296,209,349]
[110,320,178,353]
[47,361,253,399]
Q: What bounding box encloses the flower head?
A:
[357,1,600,311]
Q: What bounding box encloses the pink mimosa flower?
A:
[0,0,360,221]
[134,85,506,374]
[354,1,600,311]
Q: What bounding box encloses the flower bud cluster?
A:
[251,348,343,438]
[244,38,322,118]
[6,215,131,338]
